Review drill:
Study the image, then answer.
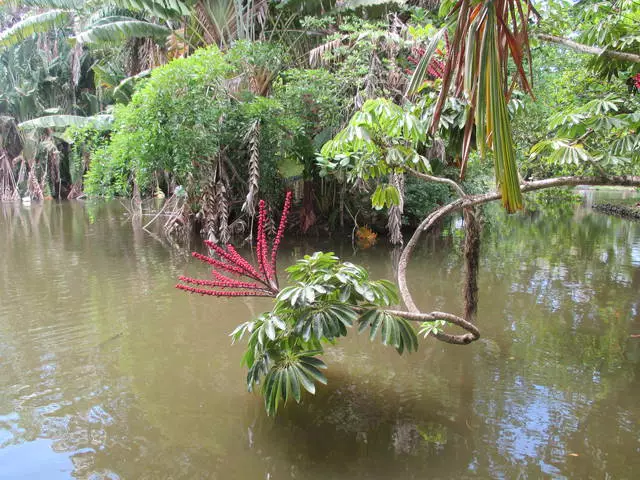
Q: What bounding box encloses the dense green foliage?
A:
[231,251,418,415]
[85,45,233,196]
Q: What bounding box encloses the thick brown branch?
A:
[397,175,640,345]
[407,168,467,198]
[536,33,640,64]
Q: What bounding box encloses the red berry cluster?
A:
[406,46,446,79]
[633,73,640,90]
[176,191,293,298]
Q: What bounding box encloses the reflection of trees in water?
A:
[1,196,639,478]
[246,367,475,480]
[385,194,640,478]
[472,199,640,478]
[0,201,195,478]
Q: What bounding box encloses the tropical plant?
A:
[405,0,540,212]
[529,94,640,172]
[535,0,640,80]
[178,192,425,415]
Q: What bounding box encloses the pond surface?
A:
[1,190,639,479]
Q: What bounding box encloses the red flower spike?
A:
[192,252,246,276]
[256,199,272,280]
[177,192,292,299]
[203,240,263,281]
[271,191,292,274]
[178,275,261,290]
[225,244,263,280]
[176,284,272,297]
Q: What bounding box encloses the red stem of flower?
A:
[256,199,272,281]
[204,240,264,282]
[271,191,292,275]
[192,252,246,276]
[178,275,261,290]
[176,284,274,297]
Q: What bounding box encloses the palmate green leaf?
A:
[419,320,446,337]
[371,183,401,210]
[278,283,329,307]
[358,309,418,354]
[0,10,70,50]
[73,20,171,45]
[586,115,627,133]
[246,351,270,391]
[250,313,286,346]
[582,96,621,116]
[18,114,113,131]
[369,279,400,306]
[548,111,587,131]
[294,304,357,341]
[530,139,591,165]
[263,354,327,416]
[610,134,640,156]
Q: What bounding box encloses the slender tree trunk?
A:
[463,207,481,323]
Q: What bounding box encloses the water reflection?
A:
[1,191,639,479]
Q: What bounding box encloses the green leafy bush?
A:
[84,43,350,207]
[231,251,418,415]
[403,176,451,225]
[86,45,232,196]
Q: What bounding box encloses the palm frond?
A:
[18,0,84,8]
[110,0,190,20]
[73,19,171,45]
[0,10,70,50]
[475,3,523,212]
[427,0,533,211]
[308,36,345,67]
[18,114,113,131]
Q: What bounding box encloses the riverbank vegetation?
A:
[3,1,636,238]
[1,0,639,414]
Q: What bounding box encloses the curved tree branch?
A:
[407,167,467,197]
[385,309,480,344]
[536,33,640,64]
[397,175,640,345]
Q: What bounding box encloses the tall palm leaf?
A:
[0,10,70,48]
[409,0,537,212]
[73,19,171,44]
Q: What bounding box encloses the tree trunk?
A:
[463,207,481,323]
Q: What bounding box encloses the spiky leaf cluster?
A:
[230,251,418,415]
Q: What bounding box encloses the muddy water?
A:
[1,190,639,479]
